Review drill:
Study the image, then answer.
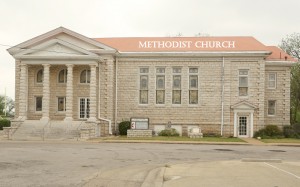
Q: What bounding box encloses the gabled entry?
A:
[231,101,257,138]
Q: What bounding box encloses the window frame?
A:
[268,72,277,89]
[80,69,91,84]
[57,97,66,112]
[139,67,149,105]
[36,69,44,83]
[35,96,43,112]
[238,69,249,97]
[172,67,182,105]
[268,100,276,116]
[189,67,199,105]
[156,67,165,105]
[58,69,68,84]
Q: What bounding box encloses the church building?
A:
[7,27,296,138]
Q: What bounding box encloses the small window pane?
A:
[189,90,198,104]
[140,75,148,89]
[156,90,165,104]
[140,90,148,104]
[172,90,181,104]
[189,75,198,89]
[239,70,248,75]
[189,68,198,73]
[80,70,90,83]
[58,69,67,83]
[37,69,43,83]
[268,100,276,115]
[156,68,165,73]
[239,77,248,87]
[156,75,165,89]
[140,68,149,73]
[173,68,181,73]
[239,87,248,96]
[36,97,42,111]
[173,75,181,89]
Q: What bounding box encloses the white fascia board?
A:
[15,55,102,61]
[266,61,297,67]
[116,51,271,57]
[21,60,101,65]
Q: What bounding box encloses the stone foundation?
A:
[127,130,152,137]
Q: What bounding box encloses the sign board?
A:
[130,118,149,130]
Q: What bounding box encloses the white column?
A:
[41,64,50,122]
[250,112,254,137]
[88,64,97,121]
[233,111,237,137]
[64,64,73,122]
[19,63,28,120]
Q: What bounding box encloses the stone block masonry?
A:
[127,130,153,138]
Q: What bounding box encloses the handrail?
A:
[76,120,85,141]
[9,119,24,140]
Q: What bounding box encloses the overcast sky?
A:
[0,0,300,99]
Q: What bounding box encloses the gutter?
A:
[221,57,225,136]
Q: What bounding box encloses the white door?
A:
[79,98,90,119]
[238,116,249,137]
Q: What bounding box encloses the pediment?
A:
[231,100,257,110]
[15,39,97,58]
[8,27,116,59]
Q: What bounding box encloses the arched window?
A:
[37,69,43,83]
[80,69,91,83]
[58,69,67,83]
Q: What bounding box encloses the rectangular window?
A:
[79,98,90,119]
[172,67,181,104]
[156,68,165,104]
[36,96,42,111]
[140,68,149,104]
[268,73,276,89]
[189,68,198,104]
[268,100,276,116]
[57,97,66,111]
[239,70,248,96]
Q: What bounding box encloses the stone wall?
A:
[127,130,152,137]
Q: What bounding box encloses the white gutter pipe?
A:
[221,57,225,136]
[98,60,112,135]
[114,57,118,133]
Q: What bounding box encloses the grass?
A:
[260,138,300,143]
[97,136,245,142]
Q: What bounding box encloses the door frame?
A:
[233,110,254,138]
[237,115,249,137]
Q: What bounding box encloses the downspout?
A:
[221,57,225,136]
[98,60,112,135]
[115,57,118,133]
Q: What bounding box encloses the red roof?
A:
[265,46,297,62]
[95,36,267,52]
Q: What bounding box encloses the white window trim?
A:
[267,72,277,89]
[79,69,91,84]
[238,69,249,97]
[58,69,67,84]
[188,67,199,105]
[36,68,44,84]
[139,67,149,105]
[78,97,90,119]
[172,67,182,105]
[156,67,166,105]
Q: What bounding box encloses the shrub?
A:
[283,124,300,139]
[118,121,131,135]
[254,125,283,139]
[0,119,11,130]
[158,128,179,136]
[203,133,221,137]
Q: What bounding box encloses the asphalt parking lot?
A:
[0,141,299,187]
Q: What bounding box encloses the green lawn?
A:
[260,138,300,143]
[97,136,245,142]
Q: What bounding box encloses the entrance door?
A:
[79,98,90,119]
[238,116,248,137]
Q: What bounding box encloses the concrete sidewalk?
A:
[163,160,300,187]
